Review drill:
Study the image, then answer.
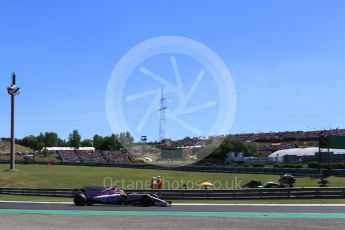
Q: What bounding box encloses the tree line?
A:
[194,136,259,161]
[13,131,259,159]
[15,130,134,151]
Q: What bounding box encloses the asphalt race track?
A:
[1,202,345,230]
[2,201,345,213]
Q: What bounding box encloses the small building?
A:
[225,152,244,163]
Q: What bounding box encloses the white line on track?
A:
[173,203,345,206]
[1,200,345,206]
[0,200,73,204]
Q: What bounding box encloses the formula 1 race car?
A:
[73,186,171,207]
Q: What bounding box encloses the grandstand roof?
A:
[44,147,74,151]
[78,147,95,151]
[43,147,95,151]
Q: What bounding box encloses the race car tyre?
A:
[119,195,127,205]
[74,194,87,206]
[141,195,154,207]
[86,201,93,206]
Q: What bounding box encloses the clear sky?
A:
[0,0,345,141]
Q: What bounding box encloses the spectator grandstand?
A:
[166,129,345,155]
[0,141,10,152]
[58,150,82,163]
[56,149,131,164]
[101,150,130,163]
[76,150,107,164]
[232,129,345,143]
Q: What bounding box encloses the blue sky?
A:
[0,0,345,141]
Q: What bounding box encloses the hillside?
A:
[0,141,33,154]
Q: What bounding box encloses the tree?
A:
[18,132,60,150]
[42,147,49,157]
[19,134,44,150]
[44,132,58,147]
[81,139,93,147]
[92,134,122,150]
[204,136,258,161]
[36,133,45,150]
[57,138,67,147]
[68,130,81,148]
[117,132,133,147]
[118,131,134,146]
[103,134,121,151]
[20,135,38,150]
[125,131,134,145]
[93,134,104,150]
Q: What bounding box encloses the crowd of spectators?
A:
[0,141,10,152]
[57,150,131,164]
[168,137,203,148]
[232,129,345,143]
[162,129,345,155]
[101,150,131,163]
[76,150,107,164]
[232,129,345,154]
[58,150,82,163]
[165,129,345,150]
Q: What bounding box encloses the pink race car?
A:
[73,186,171,207]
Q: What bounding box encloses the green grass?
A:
[0,144,33,161]
[0,194,344,204]
[0,194,71,202]
[15,144,33,153]
[1,164,345,189]
[34,154,60,163]
[0,153,61,163]
[0,144,32,154]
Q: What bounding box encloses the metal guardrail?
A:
[134,187,345,200]
[1,187,345,200]
[0,188,76,197]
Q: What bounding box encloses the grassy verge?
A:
[0,144,32,155]
[1,164,345,189]
[34,154,61,163]
[0,194,71,202]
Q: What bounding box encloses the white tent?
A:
[43,147,74,151]
[42,147,95,152]
[268,147,345,162]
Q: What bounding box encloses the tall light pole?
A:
[7,72,20,170]
[158,87,167,143]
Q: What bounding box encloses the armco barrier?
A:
[1,187,345,200]
[0,188,76,197]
